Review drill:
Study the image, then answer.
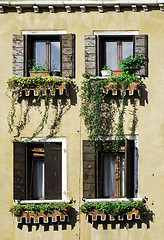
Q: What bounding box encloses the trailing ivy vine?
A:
[80,73,142,151]
[80,55,144,151]
[7,76,72,141]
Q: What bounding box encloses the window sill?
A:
[85,197,143,203]
[17,199,70,204]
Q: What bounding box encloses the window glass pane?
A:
[32,159,44,199]
[103,153,116,197]
[51,41,60,72]
[106,42,117,70]
[122,41,133,60]
[34,41,46,67]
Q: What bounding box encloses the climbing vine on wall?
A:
[7,76,73,141]
[80,73,143,151]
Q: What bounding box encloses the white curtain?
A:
[103,153,125,197]
[33,159,44,199]
[103,153,116,197]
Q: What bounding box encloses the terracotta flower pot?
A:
[112,70,122,76]
[29,71,51,77]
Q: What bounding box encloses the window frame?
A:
[14,137,67,203]
[11,30,75,78]
[26,35,62,76]
[83,135,139,201]
[98,35,134,75]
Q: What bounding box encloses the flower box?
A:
[16,210,68,224]
[103,82,141,96]
[87,208,140,222]
[17,82,69,97]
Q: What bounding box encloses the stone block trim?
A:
[85,35,97,76]
[134,35,148,77]
[62,34,75,78]
[13,34,24,77]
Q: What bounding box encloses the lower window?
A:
[99,149,125,198]
[83,137,138,199]
[14,141,63,200]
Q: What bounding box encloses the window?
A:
[99,148,126,198]
[28,36,61,75]
[13,139,67,201]
[83,137,138,199]
[99,36,133,72]
[85,34,148,77]
[12,33,75,78]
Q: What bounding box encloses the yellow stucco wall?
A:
[0,7,164,240]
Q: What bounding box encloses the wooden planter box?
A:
[29,71,51,77]
[112,70,122,76]
[103,82,141,96]
[18,82,69,97]
[87,208,140,222]
[16,210,68,224]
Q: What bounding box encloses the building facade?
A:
[0,1,164,239]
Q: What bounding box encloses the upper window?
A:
[13,139,66,201]
[83,138,138,199]
[99,36,133,72]
[28,36,61,75]
[85,34,148,77]
[12,33,75,78]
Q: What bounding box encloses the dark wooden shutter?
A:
[125,139,134,198]
[85,35,97,76]
[134,35,148,77]
[61,34,75,78]
[13,34,25,76]
[13,142,26,200]
[44,142,62,199]
[83,140,98,199]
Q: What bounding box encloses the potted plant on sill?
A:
[111,54,143,77]
[101,65,111,77]
[120,55,143,76]
[28,59,51,77]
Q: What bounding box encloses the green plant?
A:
[9,202,72,217]
[120,55,143,75]
[80,74,137,151]
[102,65,111,71]
[81,200,147,217]
[7,76,72,140]
[7,76,72,90]
[28,59,51,72]
[80,75,108,151]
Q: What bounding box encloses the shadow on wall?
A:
[17,207,78,232]
[87,209,154,230]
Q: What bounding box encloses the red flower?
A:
[116,208,119,210]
